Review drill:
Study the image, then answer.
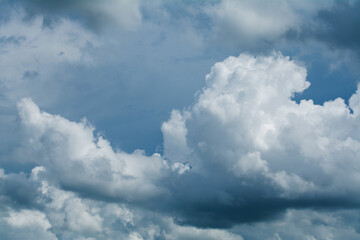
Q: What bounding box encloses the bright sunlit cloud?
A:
[0,0,360,239]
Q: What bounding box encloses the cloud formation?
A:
[1,53,359,238]
[17,98,166,203]
[0,7,99,174]
[1,1,360,238]
[0,9,96,96]
[206,0,332,50]
[19,0,142,31]
[161,53,360,228]
[287,0,360,55]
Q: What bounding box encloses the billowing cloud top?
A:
[1,0,360,239]
[162,53,360,227]
[1,53,359,239]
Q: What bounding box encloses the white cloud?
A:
[171,162,191,175]
[64,198,103,233]
[208,0,295,40]
[17,98,167,202]
[162,52,360,197]
[206,0,334,47]
[3,209,57,240]
[2,51,360,238]
[349,84,360,116]
[0,7,100,165]
[5,210,51,230]
[129,232,144,240]
[0,0,358,238]
[162,110,191,164]
[232,151,268,175]
[163,220,244,240]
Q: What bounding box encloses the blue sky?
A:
[0,0,360,239]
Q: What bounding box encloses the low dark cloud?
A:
[159,170,360,229]
[287,0,360,54]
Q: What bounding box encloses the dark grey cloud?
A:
[159,169,360,229]
[287,0,360,54]
[316,1,360,52]
[0,173,39,208]
[8,0,142,31]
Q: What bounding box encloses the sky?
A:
[0,0,360,239]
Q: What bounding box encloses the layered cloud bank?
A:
[1,53,359,239]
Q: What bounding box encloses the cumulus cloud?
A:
[1,52,360,238]
[0,0,359,238]
[5,210,51,231]
[0,7,101,185]
[161,53,360,227]
[17,98,167,203]
[2,209,57,240]
[0,165,247,239]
